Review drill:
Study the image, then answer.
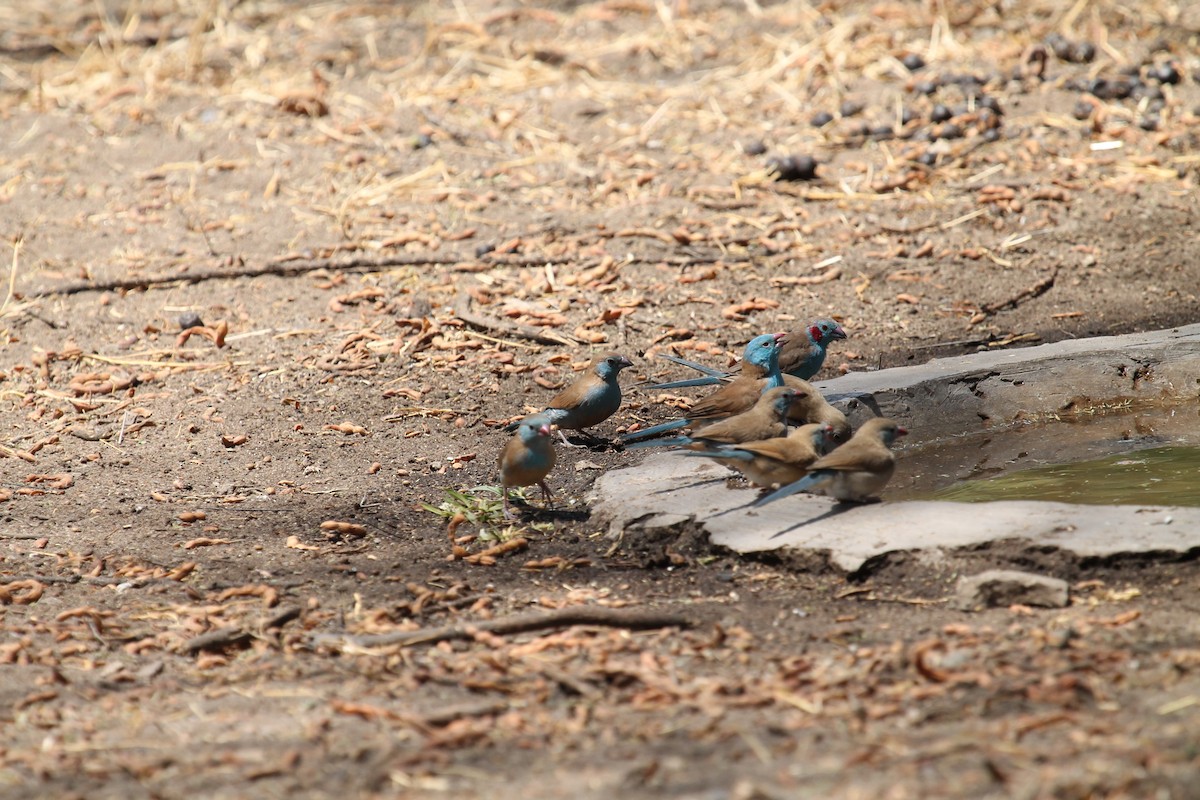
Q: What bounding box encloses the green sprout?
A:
[421,486,554,541]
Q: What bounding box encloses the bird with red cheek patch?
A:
[643,318,846,390]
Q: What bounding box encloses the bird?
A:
[625,386,803,450]
[510,353,633,446]
[777,319,848,380]
[782,376,852,443]
[622,334,784,443]
[753,417,908,506]
[497,413,557,517]
[683,422,835,488]
[643,318,847,390]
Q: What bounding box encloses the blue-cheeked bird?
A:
[754,417,907,506]
[682,422,835,488]
[510,353,633,445]
[498,413,557,517]
[625,386,804,451]
[645,318,847,391]
[623,333,784,444]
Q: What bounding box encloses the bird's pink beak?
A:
[773,332,787,341]
[538,424,552,436]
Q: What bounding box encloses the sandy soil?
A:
[1,1,1199,797]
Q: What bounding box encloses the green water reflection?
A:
[930,446,1200,507]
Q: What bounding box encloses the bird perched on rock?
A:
[754,417,907,506]
[498,413,557,517]
[782,376,851,444]
[535,352,634,445]
[684,422,835,488]
[622,334,784,443]
[626,386,803,450]
[644,318,846,390]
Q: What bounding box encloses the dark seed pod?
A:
[767,154,818,181]
[1151,62,1181,84]
[976,95,1003,114]
[913,79,939,95]
[937,123,963,140]
[474,243,496,258]
[901,53,926,71]
[810,110,834,128]
[178,312,205,331]
[1071,100,1093,120]
[930,104,952,123]
[1069,42,1096,63]
[839,100,864,118]
[741,139,767,156]
[916,151,938,166]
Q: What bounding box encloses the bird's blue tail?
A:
[624,435,696,450]
[753,470,826,506]
[681,447,753,462]
[620,418,690,443]
[640,375,725,391]
[659,353,728,377]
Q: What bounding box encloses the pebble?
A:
[953,569,1070,611]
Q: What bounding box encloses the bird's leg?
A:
[556,429,588,448]
[538,480,554,507]
[502,489,518,519]
[558,428,607,448]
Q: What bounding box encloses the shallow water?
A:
[926,445,1200,507]
[889,404,1200,506]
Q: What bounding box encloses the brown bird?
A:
[644,318,846,388]
[626,386,803,450]
[509,353,633,446]
[755,417,908,505]
[783,376,852,443]
[623,334,784,443]
[498,414,557,517]
[685,422,835,488]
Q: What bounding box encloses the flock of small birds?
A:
[496,320,907,519]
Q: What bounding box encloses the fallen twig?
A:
[980,268,1059,316]
[28,251,734,298]
[181,625,253,653]
[314,605,693,650]
[453,292,580,346]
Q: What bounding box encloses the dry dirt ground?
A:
[2,1,1200,798]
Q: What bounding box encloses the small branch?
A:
[27,250,734,299]
[181,625,253,653]
[453,292,580,346]
[314,606,693,650]
[29,253,466,298]
[981,267,1058,316]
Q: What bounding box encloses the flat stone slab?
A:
[593,453,1198,572]
[597,324,1200,570]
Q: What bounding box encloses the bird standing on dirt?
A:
[625,386,803,450]
[683,422,835,488]
[643,318,846,390]
[498,414,557,517]
[754,416,907,506]
[623,333,784,443]
[513,353,634,446]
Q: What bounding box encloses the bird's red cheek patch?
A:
[810,325,822,342]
